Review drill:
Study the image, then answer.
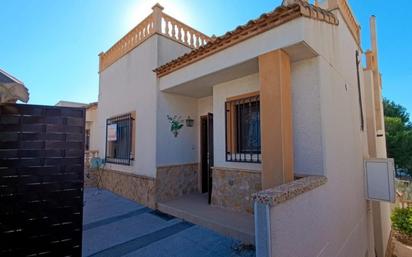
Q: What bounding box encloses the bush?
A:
[391,207,412,236]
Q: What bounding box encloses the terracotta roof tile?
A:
[154,0,338,77]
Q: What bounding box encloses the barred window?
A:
[225,92,261,163]
[105,113,134,165]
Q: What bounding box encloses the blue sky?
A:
[1,0,411,114]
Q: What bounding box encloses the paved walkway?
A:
[83,188,255,257]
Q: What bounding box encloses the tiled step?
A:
[157,194,255,244]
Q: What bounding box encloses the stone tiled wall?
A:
[84,168,97,188]
[211,167,262,214]
[96,164,198,209]
[100,169,156,209]
[156,163,199,203]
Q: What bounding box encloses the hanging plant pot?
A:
[167,115,184,138]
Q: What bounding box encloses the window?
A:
[105,113,134,165]
[225,92,261,163]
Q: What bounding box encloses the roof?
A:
[154,0,338,77]
[55,101,88,108]
[0,68,29,103]
[0,68,24,85]
[86,102,98,109]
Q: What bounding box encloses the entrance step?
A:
[157,193,255,244]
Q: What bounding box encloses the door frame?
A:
[200,113,213,204]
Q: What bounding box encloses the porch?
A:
[157,193,255,244]
[152,4,330,252]
[154,40,320,236]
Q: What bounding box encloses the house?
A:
[55,100,88,108]
[84,102,98,152]
[95,0,392,256]
[56,101,99,155]
[0,68,29,103]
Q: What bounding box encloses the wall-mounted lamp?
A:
[185,116,194,127]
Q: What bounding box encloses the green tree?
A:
[384,98,411,127]
[384,98,412,174]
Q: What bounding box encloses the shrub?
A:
[391,207,412,236]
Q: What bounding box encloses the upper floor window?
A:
[105,113,135,165]
[225,92,261,163]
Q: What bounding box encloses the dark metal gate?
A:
[0,103,85,257]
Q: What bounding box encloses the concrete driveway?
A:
[83,188,255,257]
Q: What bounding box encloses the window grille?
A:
[105,113,134,165]
[225,94,261,163]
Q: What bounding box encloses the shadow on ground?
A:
[83,188,255,257]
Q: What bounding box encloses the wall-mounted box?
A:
[364,158,395,203]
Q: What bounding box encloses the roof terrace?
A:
[98,3,211,72]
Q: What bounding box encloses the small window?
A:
[105,113,134,165]
[225,92,261,163]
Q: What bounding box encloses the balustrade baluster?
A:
[193,34,197,47]
[100,7,211,72]
[197,35,202,47]
[187,33,191,46]
[172,24,176,39]
[182,29,187,43]
[165,19,170,36]
[190,33,195,47]
[175,26,180,41]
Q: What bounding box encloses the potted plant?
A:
[167,115,184,137]
[391,207,412,246]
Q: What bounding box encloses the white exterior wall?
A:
[156,92,198,166]
[198,96,213,117]
[266,55,371,257]
[265,10,377,257]
[212,73,261,171]
[209,57,325,175]
[97,36,158,177]
[97,35,192,177]
[86,107,98,151]
[157,35,192,66]
[291,58,323,175]
[156,95,214,167]
[269,185,369,257]
[155,37,196,167]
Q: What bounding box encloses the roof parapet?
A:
[327,0,361,45]
[99,3,211,73]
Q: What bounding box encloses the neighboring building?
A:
[96,0,392,256]
[0,68,29,103]
[85,102,98,152]
[55,100,88,108]
[56,101,99,153]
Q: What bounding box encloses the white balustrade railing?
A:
[99,4,210,72]
[161,13,209,49]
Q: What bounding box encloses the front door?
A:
[200,113,214,204]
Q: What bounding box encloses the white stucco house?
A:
[95,0,393,256]
[0,68,29,104]
[55,101,98,153]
